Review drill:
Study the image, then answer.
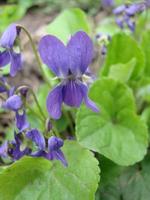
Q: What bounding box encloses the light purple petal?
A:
[38,35,69,77]
[3,94,22,111]
[0,24,17,48]
[113,5,126,15]
[62,80,83,107]
[0,51,10,67]
[115,18,124,29]
[46,85,63,119]
[48,136,63,151]
[126,3,145,16]
[10,51,22,77]
[26,129,45,150]
[16,110,30,131]
[80,83,99,112]
[67,31,93,75]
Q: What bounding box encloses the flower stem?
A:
[17,25,51,87]
[16,85,47,121]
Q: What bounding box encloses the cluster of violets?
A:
[0,24,99,166]
[113,0,150,32]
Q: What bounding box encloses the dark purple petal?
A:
[38,35,69,77]
[47,85,63,119]
[80,83,99,112]
[0,24,18,48]
[0,50,10,67]
[3,94,22,111]
[62,80,83,107]
[48,136,63,151]
[26,129,45,150]
[10,51,22,77]
[46,149,68,167]
[16,110,30,131]
[67,31,93,75]
[113,5,126,15]
[0,141,8,158]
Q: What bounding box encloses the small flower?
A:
[39,31,99,119]
[113,2,147,32]
[0,24,22,76]
[26,129,67,166]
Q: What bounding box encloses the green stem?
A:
[16,85,46,121]
[17,25,51,87]
[63,110,74,134]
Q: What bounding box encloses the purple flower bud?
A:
[46,118,53,132]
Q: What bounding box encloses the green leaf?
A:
[141,30,150,76]
[0,141,100,200]
[108,58,136,82]
[101,33,145,80]
[76,78,148,166]
[46,8,91,44]
[96,17,121,37]
[99,153,150,200]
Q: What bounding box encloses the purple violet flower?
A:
[113,2,147,32]
[39,31,99,119]
[0,24,22,76]
[26,129,67,166]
